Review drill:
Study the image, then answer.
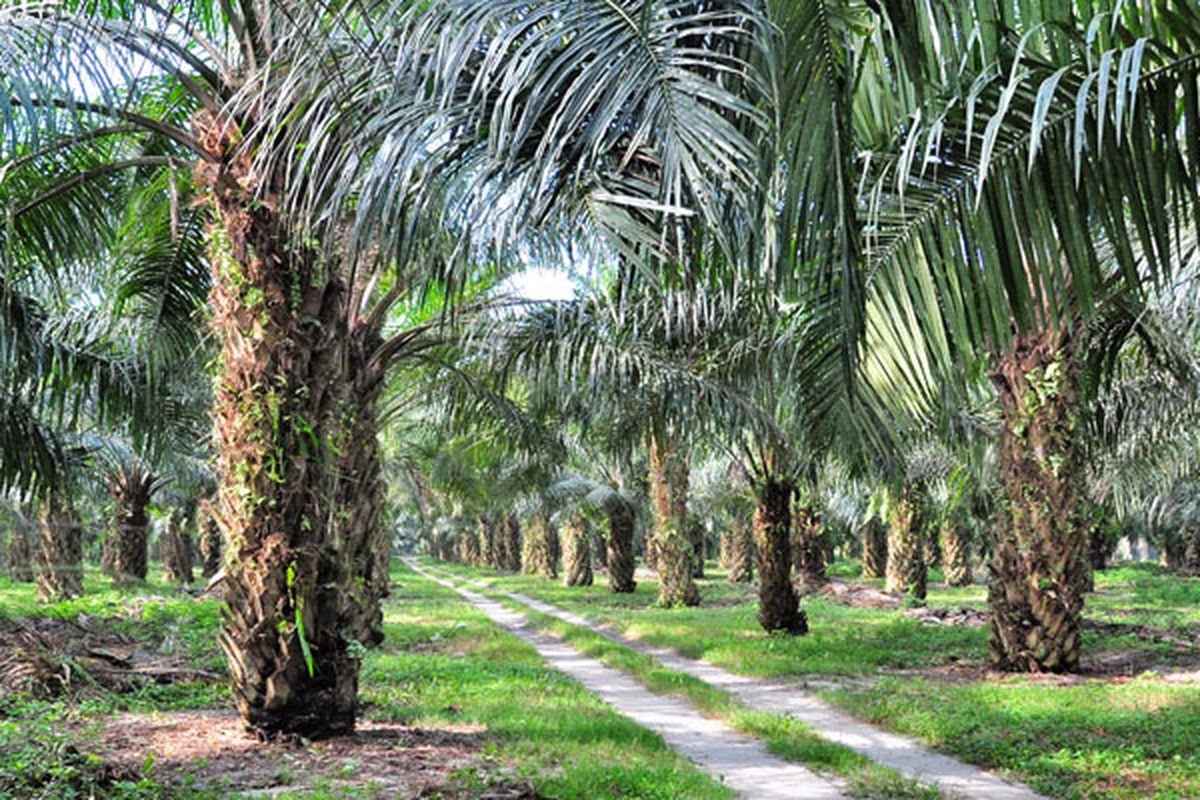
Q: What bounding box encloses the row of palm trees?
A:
[4,0,1200,739]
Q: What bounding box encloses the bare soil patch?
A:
[92,709,541,798]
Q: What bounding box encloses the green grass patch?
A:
[1,563,741,798]
[832,676,1200,800]
[427,557,1200,800]
[430,565,938,800]
[367,564,737,799]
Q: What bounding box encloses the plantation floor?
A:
[0,566,746,799]
[410,560,846,799]
[418,560,1040,800]
[424,558,1200,800]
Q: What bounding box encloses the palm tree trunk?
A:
[522,513,558,579]
[1181,530,1200,577]
[198,500,222,579]
[1162,528,1185,570]
[988,331,1087,673]
[592,527,608,569]
[792,503,826,586]
[860,517,887,579]
[8,525,33,582]
[458,527,481,565]
[36,490,83,602]
[648,434,699,607]
[727,517,754,583]
[718,524,733,571]
[688,517,705,578]
[562,511,594,587]
[923,529,942,570]
[501,513,522,572]
[606,502,637,593]
[432,530,452,561]
[478,516,497,569]
[752,477,805,634]
[162,509,194,585]
[197,112,363,740]
[885,484,927,600]
[100,533,116,576]
[108,467,154,585]
[488,516,505,569]
[328,360,390,654]
[942,519,973,587]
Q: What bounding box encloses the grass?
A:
[427,557,1200,800]
[0,570,230,799]
[424,558,983,677]
[427,567,938,800]
[368,564,737,800]
[0,563,740,800]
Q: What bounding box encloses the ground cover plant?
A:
[0,564,738,799]
[423,563,941,800]
[429,558,1200,799]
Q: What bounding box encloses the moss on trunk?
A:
[648,434,699,607]
[328,351,391,653]
[988,331,1087,673]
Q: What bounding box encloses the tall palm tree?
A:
[859,2,1200,671]
[1,0,760,735]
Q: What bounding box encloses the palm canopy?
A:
[861,1,1200,401]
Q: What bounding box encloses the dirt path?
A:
[427,564,1046,800]
[407,561,847,800]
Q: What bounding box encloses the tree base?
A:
[241,701,356,741]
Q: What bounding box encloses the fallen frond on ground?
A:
[0,615,221,698]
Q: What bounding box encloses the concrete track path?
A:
[407,561,847,800]
[424,563,1046,800]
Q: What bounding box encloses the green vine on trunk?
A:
[287,562,315,678]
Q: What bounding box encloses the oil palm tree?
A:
[859,2,1200,671]
[1,0,761,735]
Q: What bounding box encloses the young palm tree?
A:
[103,459,163,584]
